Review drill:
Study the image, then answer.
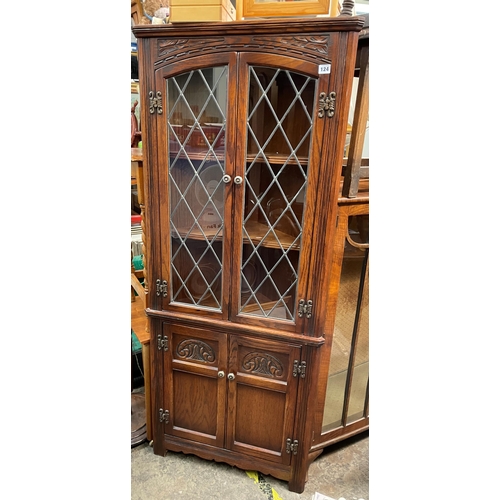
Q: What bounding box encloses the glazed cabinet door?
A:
[152,50,332,334]
[319,205,369,437]
[159,323,228,448]
[229,53,332,334]
[154,53,238,320]
[225,335,301,465]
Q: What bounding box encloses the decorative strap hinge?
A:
[159,408,169,423]
[286,438,299,455]
[156,279,168,297]
[318,91,336,118]
[298,299,313,319]
[149,90,163,114]
[292,360,307,379]
[157,334,169,351]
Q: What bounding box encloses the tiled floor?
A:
[131,431,368,500]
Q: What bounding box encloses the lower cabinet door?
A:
[162,323,228,448]
[225,335,301,465]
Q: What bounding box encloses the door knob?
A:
[227,373,235,381]
[218,370,225,378]
[234,176,243,185]
[222,174,231,184]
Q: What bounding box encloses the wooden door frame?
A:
[153,52,238,321]
[229,52,332,335]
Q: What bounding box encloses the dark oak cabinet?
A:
[133,16,368,493]
[160,323,301,465]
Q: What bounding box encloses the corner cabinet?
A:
[133,17,367,493]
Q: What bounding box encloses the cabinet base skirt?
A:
[155,434,306,491]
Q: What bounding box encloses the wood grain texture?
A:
[136,18,367,493]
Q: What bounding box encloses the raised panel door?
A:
[160,323,228,448]
[225,335,301,465]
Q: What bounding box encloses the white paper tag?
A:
[318,64,331,74]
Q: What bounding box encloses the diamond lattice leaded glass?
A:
[239,67,316,321]
[167,67,228,309]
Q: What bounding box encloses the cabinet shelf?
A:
[172,220,300,250]
[169,152,308,165]
[246,154,308,166]
[170,151,225,162]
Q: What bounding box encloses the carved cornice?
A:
[251,35,329,60]
[155,34,330,66]
[242,352,284,378]
[176,339,216,362]
[156,38,226,66]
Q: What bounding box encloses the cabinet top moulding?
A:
[132,16,366,39]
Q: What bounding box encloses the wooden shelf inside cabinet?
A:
[173,220,301,250]
[244,221,300,250]
[246,154,309,166]
[170,151,225,162]
[169,153,308,165]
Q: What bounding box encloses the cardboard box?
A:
[169,0,236,22]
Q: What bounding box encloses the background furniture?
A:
[342,12,368,197]
[133,10,367,493]
[131,147,152,443]
[237,0,336,19]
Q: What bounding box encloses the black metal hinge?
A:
[286,438,299,455]
[159,408,169,423]
[292,360,307,379]
[157,334,168,351]
[298,299,313,319]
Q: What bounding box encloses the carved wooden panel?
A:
[156,34,331,67]
[176,339,216,363]
[172,334,218,365]
[235,342,291,380]
[241,352,284,379]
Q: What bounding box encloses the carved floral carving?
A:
[176,339,216,362]
[242,352,284,378]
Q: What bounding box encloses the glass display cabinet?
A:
[133,14,367,493]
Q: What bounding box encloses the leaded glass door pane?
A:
[166,66,228,311]
[238,66,317,322]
